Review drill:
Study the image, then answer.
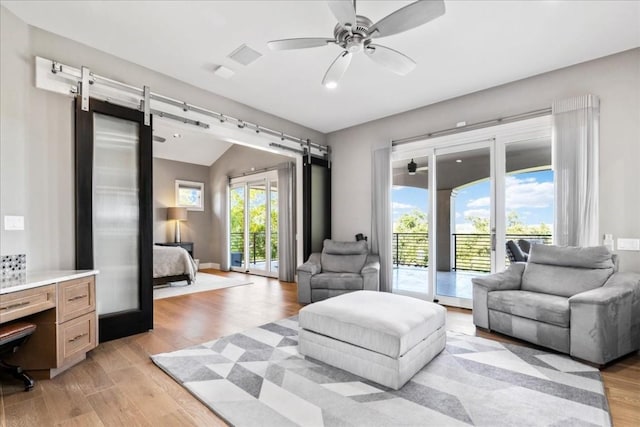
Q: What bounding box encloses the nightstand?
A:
[155,242,194,258]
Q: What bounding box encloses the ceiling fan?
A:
[407,159,428,175]
[393,159,428,176]
[268,0,446,88]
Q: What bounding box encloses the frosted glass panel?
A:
[93,113,140,314]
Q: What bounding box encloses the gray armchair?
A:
[473,244,640,365]
[297,239,380,303]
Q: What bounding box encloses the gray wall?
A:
[328,48,640,272]
[209,144,292,269]
[153,158,213,263]
[0,7,323,271]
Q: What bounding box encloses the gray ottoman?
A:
[298,290,446,390]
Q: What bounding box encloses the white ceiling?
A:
[3,1,639,134]
[153,118,232,166]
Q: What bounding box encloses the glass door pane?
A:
[270,180,279,274]
[248,180,268,274]
[391,156,429,295]
[504,138,554,267]
[229,185,246,271]
[435,144,492,307]
[93,113,140,314]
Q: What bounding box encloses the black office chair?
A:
[0,321,36,391]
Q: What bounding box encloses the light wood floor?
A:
[1,270,638,426]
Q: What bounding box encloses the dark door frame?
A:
[303,156,331,260]
[75,98,153,342]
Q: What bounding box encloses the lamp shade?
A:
[167,207,188,221]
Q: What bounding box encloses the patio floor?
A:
[392,266,489,300]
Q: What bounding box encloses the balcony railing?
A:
[453,233,552,272]
[393,233,429,267]
[230,232,278,266]
[392,232,552,272]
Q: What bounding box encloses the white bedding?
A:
[153,245,197,281]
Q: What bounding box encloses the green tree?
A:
[458,211,552,271]
[393,210,429,266]
[393,209,428,233]
[229,187,279,261]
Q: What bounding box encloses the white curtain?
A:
[371,146,393,292]
[278,162,296,282]
[552,94,600,247]
[222,177,230,271]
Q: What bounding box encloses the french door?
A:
[432,140,495,308]
[75,98,153,342]
[229,171,279,277]
[391,116,552,308]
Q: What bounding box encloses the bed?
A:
[153,245,197,287]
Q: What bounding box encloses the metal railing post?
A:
[453,234,457,271]
[395,233,399,267]
[252,232,256,264]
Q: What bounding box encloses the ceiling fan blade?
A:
[268,38,334,51]
[365,44,416,75]
[327,1,357,28]
[322,51,352,87]
[370,0,445,38]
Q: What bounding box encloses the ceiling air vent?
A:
[228,44,262,66]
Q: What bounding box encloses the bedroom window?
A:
[175,180,204,211]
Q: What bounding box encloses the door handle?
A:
[491,231,496,252]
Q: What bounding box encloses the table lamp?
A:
[167,207,188,243]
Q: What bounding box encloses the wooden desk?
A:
[0,270,99,379]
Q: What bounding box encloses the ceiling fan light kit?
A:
[408,158,417,175]
[268,0,446,88]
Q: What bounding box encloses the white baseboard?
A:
[199,262,220,270]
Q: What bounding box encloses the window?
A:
[175,180,204,211]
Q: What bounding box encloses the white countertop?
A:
[0,270,99,295]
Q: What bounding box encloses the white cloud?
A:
[463,177,553,213]
[467,197,490,208]
[455,212,462,218]
[464,209,490,219]
[505,176,553,209]
[392,202,416,210]
[455,223,475,233]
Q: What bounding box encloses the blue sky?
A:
[393,170,554,231]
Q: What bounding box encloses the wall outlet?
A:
[617,238,640,251]
[4,216,24,231]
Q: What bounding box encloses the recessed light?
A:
[173,133,182,138]
[213,65,235,79]
[456,159,462,163]
[325,81,338,89]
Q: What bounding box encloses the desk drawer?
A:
[58,276,95,323]
[0,285,56,324]
[58,311,96,366]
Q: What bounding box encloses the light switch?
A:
[4,215,24,231]
[617,238,640,251]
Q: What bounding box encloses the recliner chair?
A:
[297,239,380,303]
[473,244,640,365]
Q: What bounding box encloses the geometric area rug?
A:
[151,316,611,427]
